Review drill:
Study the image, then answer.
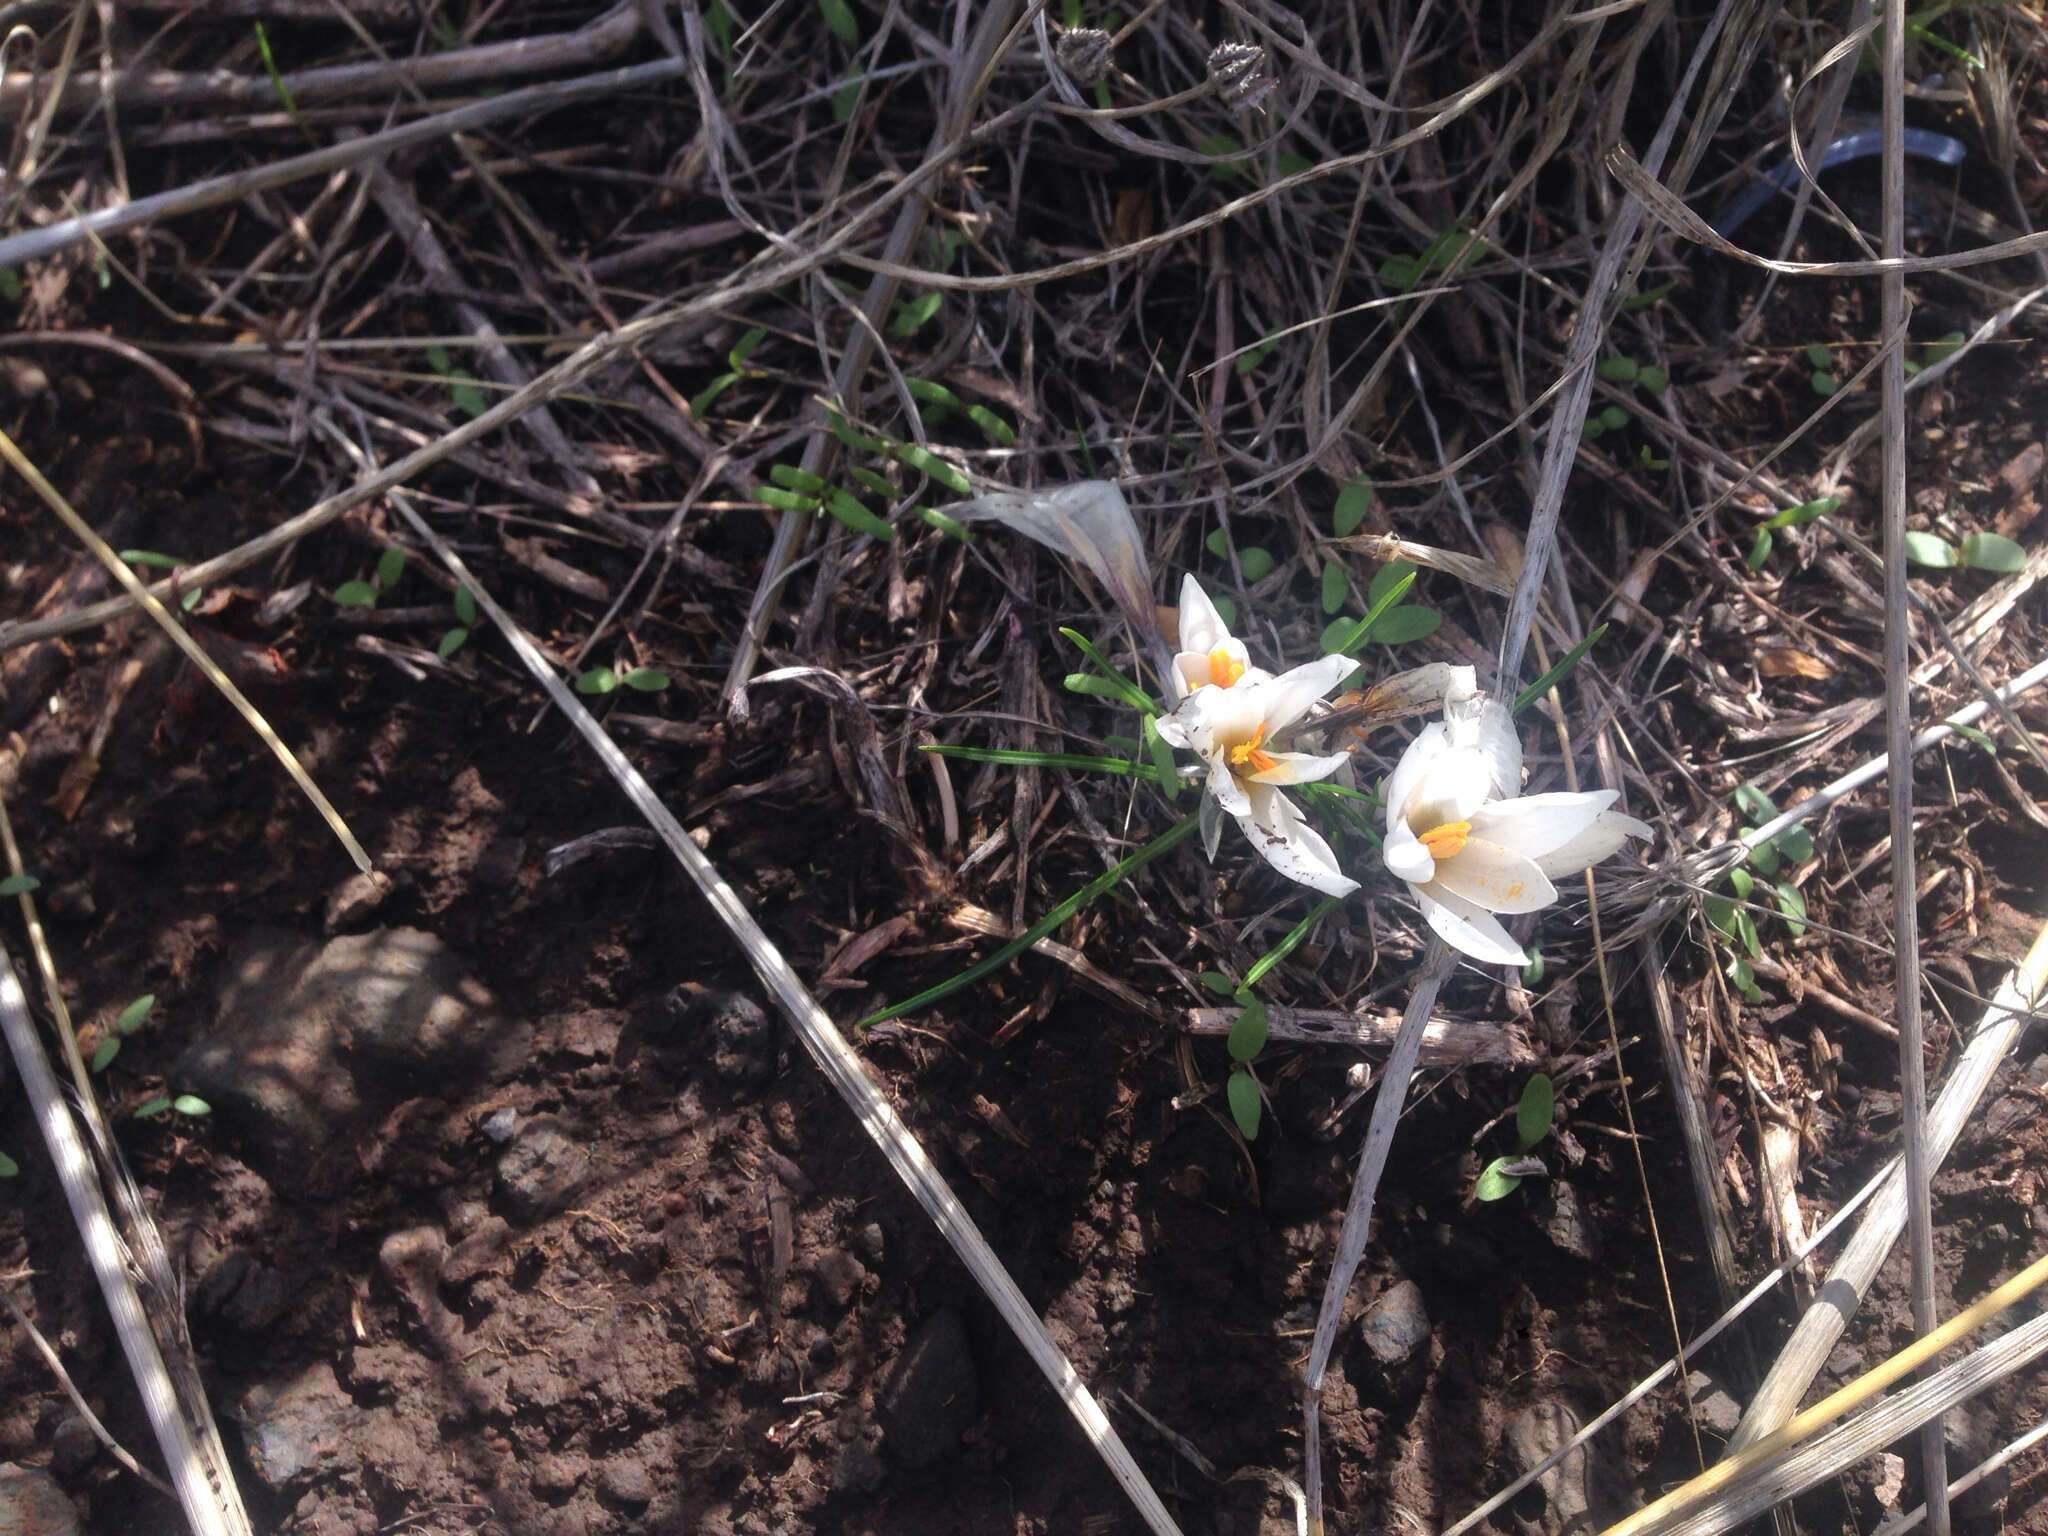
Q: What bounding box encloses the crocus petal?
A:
[1466,790,1617,861]
[1431,837,1557,915]
[1445,697,1521,799]
[1242,784,1358,897]
[1202,753,1253,818]
[1245,748,1351,786]
[1176,574,1231,656]
[1532,810,1653,878]
[1199,791,1226,863]
[1383,817,1436,885]
[1253,655,1359,732]
[1403,745,1494,831]
[1154,710,1195,750]
[1382,722,1448,837]
[1417,886,1529,966]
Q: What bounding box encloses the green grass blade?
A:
[1324,570,1416,654]
[1240,896,1341,992]
[860,815,1200,1026]
[1514,624,1607,713]
[1058,628,1158,713]
[922,744,1155,779]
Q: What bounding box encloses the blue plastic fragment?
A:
[1708,127,1968,239]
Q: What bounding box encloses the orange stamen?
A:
[1227,722,1279,777]
[1207,646,1246,688]
[1418,820,1471,859]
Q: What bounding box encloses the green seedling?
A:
[1804,342,1839,397]
[1199,133,1248,184]
[1903,330,1967,377]
[1745,496,1843,570]
[120,549,207,610]
[1320,559,1440,658]
[0,1150,17,1177]
[690,325,769,420]
[132,1095,212,1121]
[1202,528,1276,583]
[333,545,407,609]
[574,665,670,696]
[90,993,158,1074]
[1378,222,1490,295]
[818,0,860,44]
[424,344,486,420]
[1236,333,1281,376]
[0,874,40,898]
[1703,784,1815,1000]
[1905,530,2026,573]
[439,587,478,659]
[1474,1072,1553,1200]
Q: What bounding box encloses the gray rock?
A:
[379,1226,455,1350]
[1686,1370,1743,1436]
[1535,1182,1600,1263]
[480,1106,519,1145]
[48,1418,97,1479]
[879,1309,979,1470]
[0,1463,79,1536]
[666,984,775,1086]
[176,928,528,1190]
[810,1250,868,1312]
[853,1221,886,1268]
[237,1363,360,1492]
[1358,1279,1431,1369]
[596,1458,652,1511]
[496,1116,590,1224]
[1504,1401,1590,1536]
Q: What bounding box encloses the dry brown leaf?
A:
[1757,646,1834,680]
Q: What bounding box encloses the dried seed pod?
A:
[1206,40,1274,112]
[1055,28,1113,89]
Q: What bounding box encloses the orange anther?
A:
[1207,647,1246,688]
[1227,722,1278,777]
[1417,820,1471,859]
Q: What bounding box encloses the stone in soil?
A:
[1685,1369,1742,1437]
[1358,1278,1431,1369]
[236,1362,361,1493]
[1534,1181,1600,1263]
[665,983,776,1086]
[1504,1400,1590,1536]
[0,1461,80,1535]
[878,1308,979,1470]
[809,1249,868,1313]
[176,927,529,1191]
[47,1418,97,1479]
[596,1458,653,1511]
[496,1115,591,1224]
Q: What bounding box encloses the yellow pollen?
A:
[1207,646,1246,688]
[1227,722,1279,776]
[1417,820,1471,859]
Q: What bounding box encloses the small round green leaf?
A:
[1199,971,1237,996]
[1210,595,1237,628]
[0,874,39,898]
[454,587,478,624]
[1804,343,1834,369]
[1774,880,1808,937]
[1597,356,1638,382]
[333,580,379,608]
[1333,480,1374,537]
[1320,562,1348,615]
[1959,532,2026,573]
[117,995,155,1034]
[1727,866,1754,899]
[575,667,618,695]
[1226,1069,1262,1140]
[375,546,407,591]
[1473,1156,1523,1202]
[1772,825,1815,865]
[1733,783,1776,823]
[1904,531,1958,568]
[1367,606,1441,645]
[1236,547,1276,583]
[1810,371,1839,397]
[1515,1073,1554,1153]
[90,1037,120,1073]
[437,628,470,659]
[1599,404,1630,433]
[1226,997,1269,1064]
[172,1095,213,1117]
[1204,528,1230,558]
[621,667,671,692]
[1637,365,1669,394]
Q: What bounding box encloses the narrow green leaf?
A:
[180,587,204,612]
[621,667,671,692]
[450,378,487,419]
[119,549,185,569]
[770,463,831,496]
[906,377,963,411]
[917,507,973,541]
[728,324,768,370]
[455,587,478,624]
[1512,625,1607,713]
[861,815,1202,1025]
[117,995,155,1035]
[0,268,20,303]
[1144,713,1179,802]
[1515,1073,1554,1153]
[1324,569,1417,654]
[891,291,944,338]
[1333,480,1374,536]
[0,874,40,897]
[1367,558,1417,608]
[375,546,407,591]
[0,1150,17,1177]
[1761,496,1842,530]
[1473,1157,1523,1202]
[891,444,970,494]
[1226,997,1269,1063]
[923,744,1144,777]
[333,580,379,608]
[1960,532,2026,573]
[132,1098,172,1120]
[754,485,822,513]
[1951,723,1997,754]
[575,667,618,695]
[1747,528,1773,570]
[1320,562,1348,615]
[1904,531,1958,568]
[822,489,893,538]
[849,466,896,498]
[1242,896,1342,993]
[172,1095,212,1117]
[1734,907,1763,960]
[818,0,860,44]
[91,1037,120,1073]
[1059,627,1158,712]
[827,409,886,454]
[966,404,1015,446]
[1727,955,1765,1005]
[426,342,455,375]
[689,372,741,419]
[437,628,470,659]
[1198,133,1246,182]
[1064,673,1132,700]
[1620,279,1677,310]
[1226,1069,1262,1139]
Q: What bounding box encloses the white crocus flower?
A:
[1382,696,1651,965]
[1168,574,1271,702]
[1157,654,1361,896]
